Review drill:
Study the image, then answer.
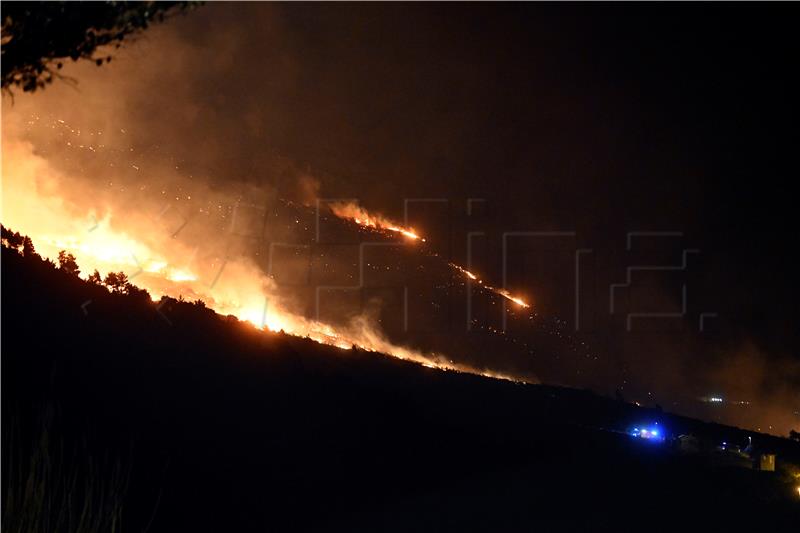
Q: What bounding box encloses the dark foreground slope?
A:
[3,247,799,532]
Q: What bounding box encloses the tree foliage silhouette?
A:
[57,250,80,276]
[1,1,197,93]
[3,226,153,305]
[21,236,35,257]
[1,225,25,251]
[2,225,38,257]
[103,271,130,294]
[88,269,103,284]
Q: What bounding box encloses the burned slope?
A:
[2,246,799,532]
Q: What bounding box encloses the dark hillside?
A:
[2,244,799,531]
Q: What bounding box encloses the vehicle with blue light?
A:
[630,424,665,442]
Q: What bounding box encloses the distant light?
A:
[710,397,724,403]
[651,430,659,437]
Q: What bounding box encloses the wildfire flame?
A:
[329,202,425,241]
[328,202,531,309]
[0,136,528,383]
[10,209,505,377]
[495,289,530,308]
[456,266,530,309]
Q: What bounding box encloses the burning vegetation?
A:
[328,201,531,309]
[1,223,524,383]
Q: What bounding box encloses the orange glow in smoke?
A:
[0,137,528,384]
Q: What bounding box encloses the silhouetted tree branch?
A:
[1,1,198,93]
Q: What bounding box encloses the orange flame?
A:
[1,138,529,383]
[329,202,425,241]
[329,203,532,309]
[495,289,530,308]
